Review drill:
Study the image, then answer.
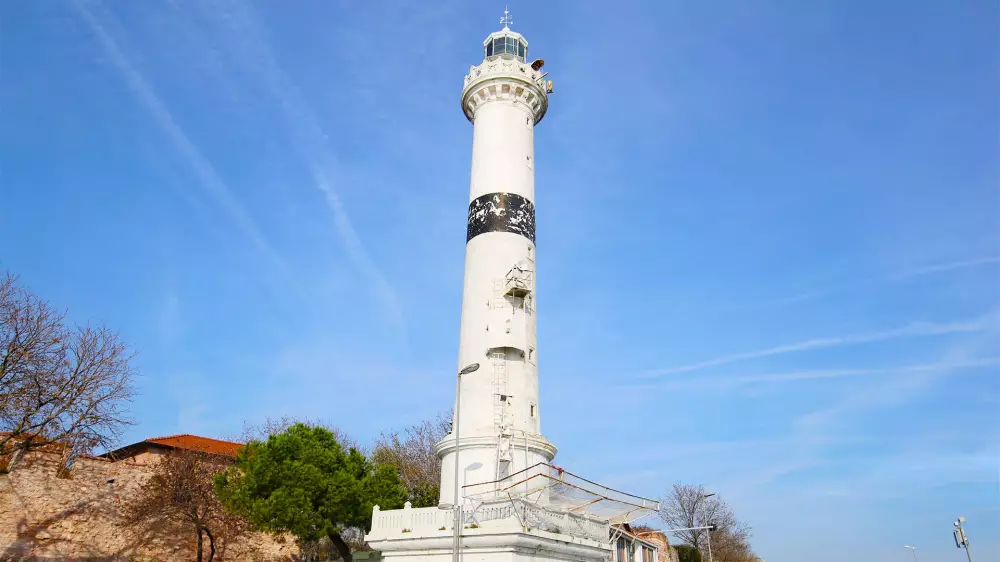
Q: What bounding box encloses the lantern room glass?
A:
[486,36,527,62]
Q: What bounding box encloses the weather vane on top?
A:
[500,6,513,28]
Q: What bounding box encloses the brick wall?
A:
[0,449,297,561]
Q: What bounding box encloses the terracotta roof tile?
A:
[144,434,243,457]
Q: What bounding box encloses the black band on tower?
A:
[467,192,536,243]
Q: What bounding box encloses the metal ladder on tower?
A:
[491,351,507,430]
[489,274,519,480]
[491,350,514,480]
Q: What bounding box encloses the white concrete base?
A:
[366,501,611,562]
[435,434,557,505]
[370,532,609,562]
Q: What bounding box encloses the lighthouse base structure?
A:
[366,500,611,562]
[366,463,660,561]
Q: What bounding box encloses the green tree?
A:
[675,544,703,562]
[214,423,407,562]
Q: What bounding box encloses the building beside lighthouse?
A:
[367,14,658,562]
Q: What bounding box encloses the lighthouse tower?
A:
[365,13,653,562]
[435,11,557,505]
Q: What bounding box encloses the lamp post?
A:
[953,516,973,562]
[903,545,917,562]
[450,363,480,562]
[700,492,716,562]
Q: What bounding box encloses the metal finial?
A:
[500,6,513,28]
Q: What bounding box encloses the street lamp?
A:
[447,362,480,562]
[953,517,974,562]
[699,492,716,562]
[903,545,917,562]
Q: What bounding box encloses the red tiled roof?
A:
[145,434,243,457]
[101,434,244,460]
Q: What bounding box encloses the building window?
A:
[643,546,655,562]
[530,403,536,418]
[615,537,629,562]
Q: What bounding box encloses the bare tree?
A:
[0,272,136,472]
[120,449,250,562]
[234,415,361,452]
[709,526,758,562]
[371,411,451,507]
[658,483,751,557]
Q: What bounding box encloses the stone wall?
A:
[637,532,680,562]
[0,448,297,561]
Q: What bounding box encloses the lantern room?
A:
[484,28,528,63]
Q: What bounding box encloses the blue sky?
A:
[2,1,998,560]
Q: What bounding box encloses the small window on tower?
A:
[530,404,536,418]
[486,42,494,57]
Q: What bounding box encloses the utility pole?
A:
[953,516,973,562]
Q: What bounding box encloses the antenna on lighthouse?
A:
[500,6,513,29]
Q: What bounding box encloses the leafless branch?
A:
[0,272,137,471]
[119,449,251,562]
[658,483,757,561]
[371,411,451,507]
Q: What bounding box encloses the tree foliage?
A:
[371,411,450,507]
[0,272,136,472]
[120,449,250,562]
[675,544,703,562]
[214,423,407,562]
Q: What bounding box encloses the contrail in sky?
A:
[760,256,1000,308]
[638,318,989,378]
[73,1,307,302]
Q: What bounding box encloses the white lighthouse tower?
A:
[367,12,658,562]
[435,9,556,506]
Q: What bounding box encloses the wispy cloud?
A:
[738,316,1000,496]
[758,256,1000,308]
[629,357,1000,391]
[891,256,1000,279]
[796,311,1000,430]
[638,318,989,378]
[191,0,406,334]
[73,1,305,302]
